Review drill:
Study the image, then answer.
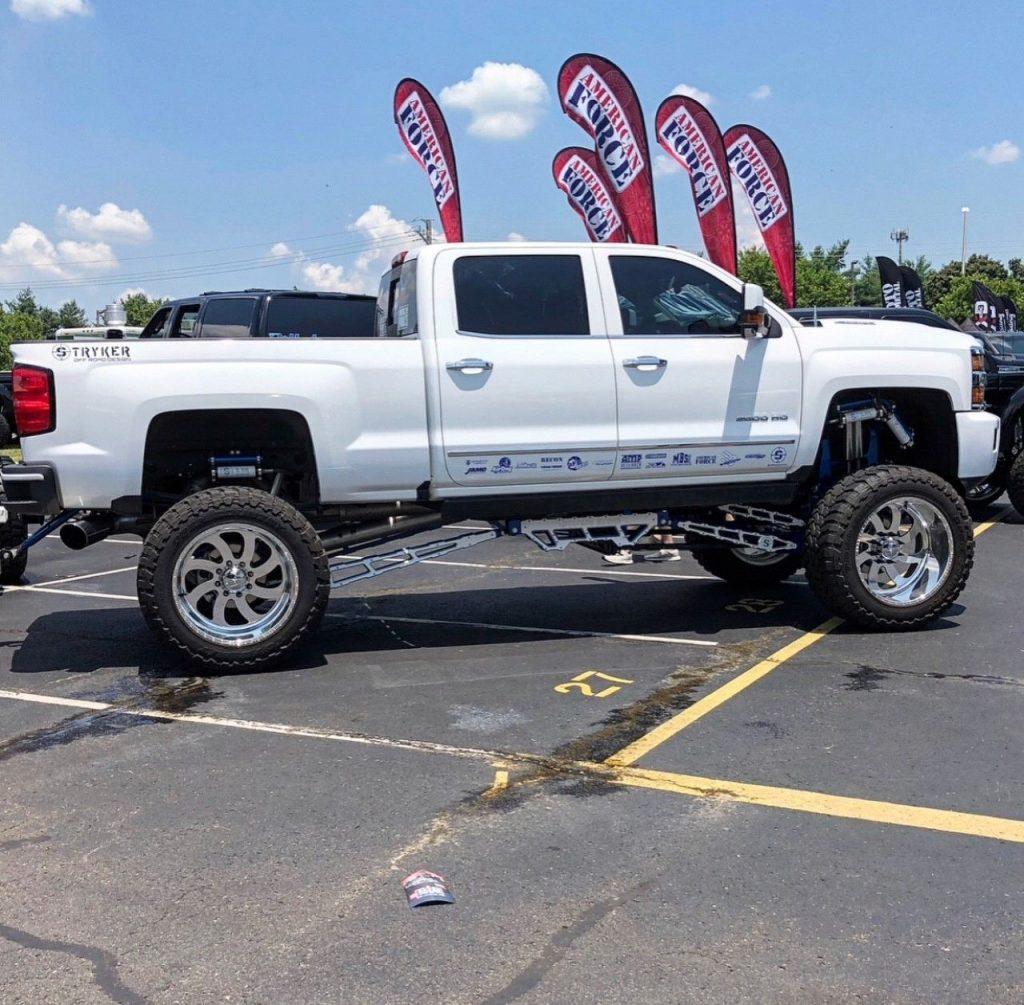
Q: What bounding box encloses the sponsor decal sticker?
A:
[53,343,131,362]
[695,454,717,466]
[620,453,642,469]
[719,449,741,467]
[671,451,692,467]
[770,446,788,465]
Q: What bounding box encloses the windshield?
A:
[983,332,1024,357]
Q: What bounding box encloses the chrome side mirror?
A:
[740,283,770,339]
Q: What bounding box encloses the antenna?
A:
[889,228,909,265]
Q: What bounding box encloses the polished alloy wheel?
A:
[855,496,953,607]
[732,545,793,566]
[173,523,298,646]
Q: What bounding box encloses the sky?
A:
[0,0,1020,313]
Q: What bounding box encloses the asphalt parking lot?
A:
[2,509,1023,1003]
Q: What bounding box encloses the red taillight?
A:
[13,363,55,436]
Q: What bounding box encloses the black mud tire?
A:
[804,465,973,630]
[0,503,28,585]
[692,546,803,586]
[0,413,12,447]
[137,487,330,671]
[1005,451,1024,518]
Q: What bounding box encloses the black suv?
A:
[791,306,1024,511]
[139,289,377,340]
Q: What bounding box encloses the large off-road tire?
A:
[0,412,12,447]
[1005,450,1024,518]
[692,545,803,586]
[805,465,973,630]
[964,460,1007,517]
[137,487,330,671]
[0,504,28,585]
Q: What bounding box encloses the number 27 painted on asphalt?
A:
[554,670,634,699]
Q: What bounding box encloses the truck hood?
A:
[805,317,978,352]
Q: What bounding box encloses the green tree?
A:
[737,247,783,303]
[37,307,60,336]
[4,288,39,316]
[57,300,88,329]
[1009,258,1024,283]
[933,275,1024,326]
[119,292,168,327]
[0,311,45,370]
[852,254,882,305]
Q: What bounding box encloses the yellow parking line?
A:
[612,765,1024,844]
[607,509,1007,769]
[606,617,842,767]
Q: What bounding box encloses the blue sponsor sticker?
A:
[671,451,692,467]
[769,446,788,465]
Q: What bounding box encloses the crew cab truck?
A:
[1,243,1000,670]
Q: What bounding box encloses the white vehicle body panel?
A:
[11,242,997,510]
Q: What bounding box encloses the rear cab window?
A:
[171,304,201,338]
[375,262,418,337]
[264,295,377,338]
[452,254,589,336]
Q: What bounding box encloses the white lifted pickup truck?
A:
[2,243,999,669]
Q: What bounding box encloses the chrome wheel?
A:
[855,496,953,607]
[173,523,298,646]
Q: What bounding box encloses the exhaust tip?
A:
[59,522,90,550]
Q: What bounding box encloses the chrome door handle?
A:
[623,356,667,371]
[446,358,493,374]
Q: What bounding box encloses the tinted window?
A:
[264,296,376,338]
[454,255,589,336]
[140,306,172,339]
[610,256,742,335]
[376,262,418,337]
[171,305,201,338]
[199,298,257,338]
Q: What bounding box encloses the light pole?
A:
[960,207,970,275]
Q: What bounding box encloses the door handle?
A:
[446,358,493,375]
[623,356,667,371]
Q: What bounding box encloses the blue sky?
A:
[0,0,1020,311]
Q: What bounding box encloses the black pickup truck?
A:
[791,307,1024,512]
[0,371,14,446]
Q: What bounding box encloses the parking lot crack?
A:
[478,880,653,1005]
[0,922,150,1005]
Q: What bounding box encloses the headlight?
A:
[971,346,987,408]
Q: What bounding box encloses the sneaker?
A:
[602,550,635,565]
[641,549,682,563]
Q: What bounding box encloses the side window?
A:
[264,296,377,338]
[375,263,418,337]
[610,256,742,336]
[198,298,257,338]
[453,254,589,336]
[171,304,201,338]
[140,306,172,339]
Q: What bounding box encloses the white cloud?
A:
[749,84,772,101]
[653,153,682,178]
[441,61,548,140]
[267,241,297,260]
[58,202,152,243]
[506,231,526,242]
[292,204,414,294]
[971,140,1020,166]
[671,83,714,107]
[0,221,116,282]
[731,179,766,251]
[10,0,90,21]
[301,262,347,291]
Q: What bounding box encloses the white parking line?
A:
[30,567,137,588]
[3,585,136,601]
[0,688,515,765]
[423,559,713,580]
[332,613,717,647]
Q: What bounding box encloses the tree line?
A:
[0,290,167,369]
[738,242,1024,323]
